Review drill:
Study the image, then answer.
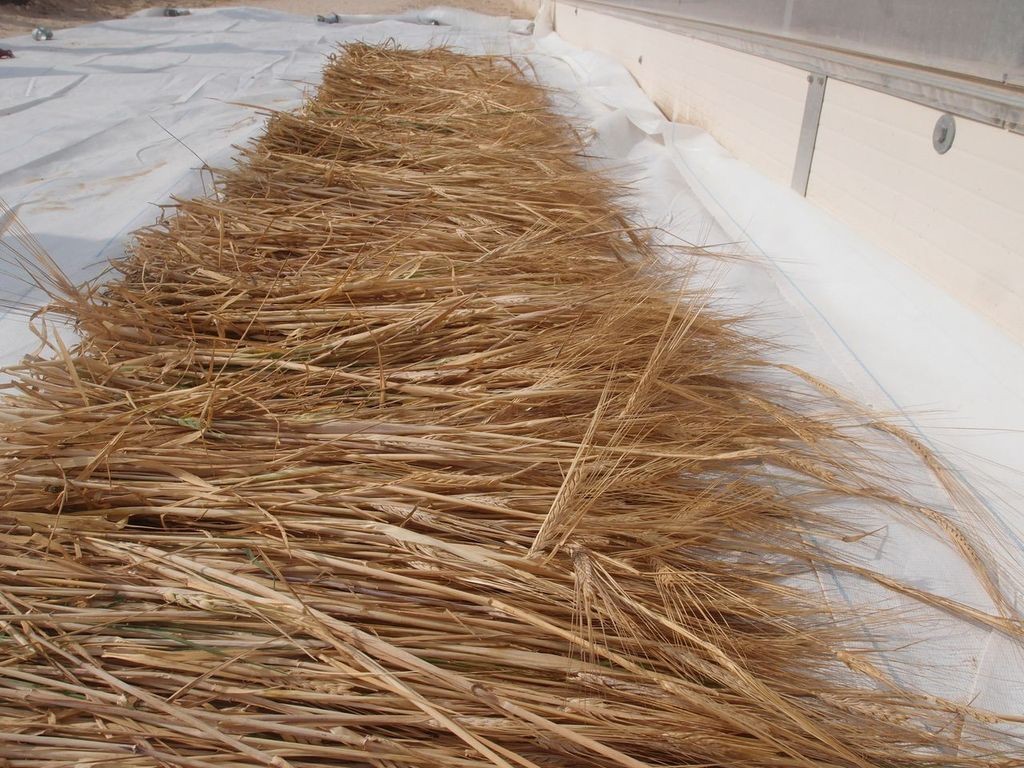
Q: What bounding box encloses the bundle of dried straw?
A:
[1,44,1021,767]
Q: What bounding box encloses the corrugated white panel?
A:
[808,80,1024,341]
[554,3,807,186]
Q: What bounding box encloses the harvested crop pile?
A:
[1,44,1022,767]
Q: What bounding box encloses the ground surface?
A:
[0,0,520,38]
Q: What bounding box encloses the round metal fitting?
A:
[933,113,956,154]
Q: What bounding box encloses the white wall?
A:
[808,80,1024,338]
[553,2,1024,343]
[554,3,807,187]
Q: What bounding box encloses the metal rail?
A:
[566,0,1024,134]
